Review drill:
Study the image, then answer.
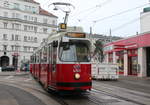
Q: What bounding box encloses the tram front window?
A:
[59,42,90,62]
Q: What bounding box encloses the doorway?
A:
[146,47,150,77]
[0,56,9,67]
[12,56,18,70]
[128,56,138,76]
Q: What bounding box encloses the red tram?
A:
[30,27,92,92]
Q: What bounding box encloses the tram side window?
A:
[42,46,48,63]
[30,56,33,63]
[37,54,39,63]
[48,45,52,63]
[53,46,57,64]
[34,55,37,63]
[34,55,36,63]
[35,55,38,63]
[39,50,42,63]
[32,56,34,63]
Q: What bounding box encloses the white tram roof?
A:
[47,26,85,44]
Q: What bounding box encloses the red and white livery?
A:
[30,27,92,92]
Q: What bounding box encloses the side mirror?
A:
[53,41,58,47]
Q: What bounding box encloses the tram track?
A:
[0,79,69,105]
[1,75,148,105]
[0,79,114,105]
[91,88,147,105]
[0,79,139,105]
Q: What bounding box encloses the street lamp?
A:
[49,2,75,24]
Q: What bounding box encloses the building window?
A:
[28,47,31,52]
[43,28,47,33]
[12,13,20,18]
[16,13,20,18]
[4,1,9,8]
[12,34,14,40]
[24,5,31,12]
[33,47,37,51]
[24,46,27,52]
[34,27,37,32]
[24,36,27,42]
[24,15,27,20]
[28,36,30,41]
[15,45,20,51]
[12,23,21,30]
[15,35,20,41]
[13,3,20,10]
[3,22,8,28]
[3,12,8,17]
[43,19,48,24]
[3,45,7,51]
[31,37,33,42]
[24,25,27,31]
[12,13,15,18]
[52,20,56,25]
[34,17,37,22]
[3,34,7,40]
[32,7,36,13]
[11,45,14,51]
[34,37,37,43]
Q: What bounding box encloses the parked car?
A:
[1,66,15,71]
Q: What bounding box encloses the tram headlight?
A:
[74,73,80,80]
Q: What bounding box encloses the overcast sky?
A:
[35,0,149,37]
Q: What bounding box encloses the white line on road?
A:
[4,76,14,79]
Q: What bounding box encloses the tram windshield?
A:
[59,42,90,62]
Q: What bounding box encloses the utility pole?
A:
[109,28,112,42]
[90,27,93,35]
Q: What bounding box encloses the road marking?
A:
[5,76,14,79]
[24,78,32,82]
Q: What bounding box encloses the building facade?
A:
[140,7,150,33]
[104,32,150,77]
[0,0,57,68]
[104,7,150,77]
[86,34,122,62]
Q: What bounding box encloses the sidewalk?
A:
[119,75,150,81]
[0,71,29,76]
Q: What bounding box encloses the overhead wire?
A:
[92,3,148,24]
[112,12,150,33]
[70,0,113,22]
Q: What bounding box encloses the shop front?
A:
[116,51,124,74]
[104,32,150,77]
[127,49,138,76]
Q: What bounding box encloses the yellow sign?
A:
[59,23,67,29]
[66,33,86,38]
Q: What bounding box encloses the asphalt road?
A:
[95,75,150,94]
[0,84,46,105]
[0,72,150,105]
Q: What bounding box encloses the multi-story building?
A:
[0,0,57,68]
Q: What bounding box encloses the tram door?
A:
[48,44,57,87]
[146,47,150,77]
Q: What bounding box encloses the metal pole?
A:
[64,12,69,24]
